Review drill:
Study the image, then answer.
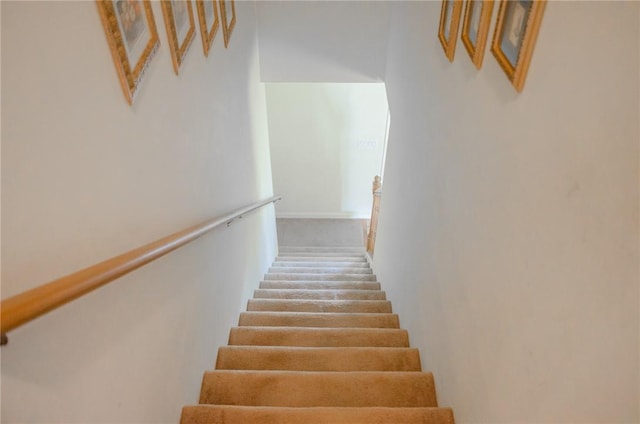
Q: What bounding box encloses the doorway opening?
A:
[265,82,390,220]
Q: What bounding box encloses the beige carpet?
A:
[180,246,455,423]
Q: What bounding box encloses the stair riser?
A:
[239,312,399,328]
[247,299,392,313]
[260,281,381,290]
[265,273,377,281]
[199,371,437,407]
[215,346,421,371]
[253,289,386,300]
[228,327,410,347]
[181,406,455,424]
[268,267,373,275]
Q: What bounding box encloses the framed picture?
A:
[96,0,159,105]
[438,0,463,62]
[219,0,236,48]
[461,0,494,69]
[196,0,219,57]
[491,0,546,92]
[161,0,196,74]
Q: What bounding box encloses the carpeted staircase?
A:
[180,246,455,423]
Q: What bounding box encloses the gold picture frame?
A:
[438,0,463,62]
[491,0,546,92]
[461,0,494,69]
[96,0,159,105]
[196,0,219,57]
[219,0,236,49]
[161,0,196,75]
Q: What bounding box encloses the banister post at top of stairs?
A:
[367,175,382,255]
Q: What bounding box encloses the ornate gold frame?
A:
[196,0,220,57]
[219,0,236,49]
[438,0,464,62]
[491,0,546,92]
[161,0,196,75]
[96,0,159,105]
[461,0,494,69]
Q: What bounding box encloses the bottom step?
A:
[181,405,455,424]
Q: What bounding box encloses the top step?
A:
[276,256,367,263]
[279,246,366,253]
[276,252,366,258]
[279,246,365,255]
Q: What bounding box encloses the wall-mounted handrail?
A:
[0,195,282,345]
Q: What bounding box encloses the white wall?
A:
[374,1,639,423]
[266,83,388,219]
[256,1,390,82]
[1,1,276,422]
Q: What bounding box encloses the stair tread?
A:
[228,326,410,347]
[240,311,396,316]
[268,267,373,274]
[199,370,437,407]
[276,252,367,258]
[181,405,455,424]
[279,246,366,252]
[216,346,421,371]
[272,261,370,267]
[247,299,392,313]
[265,273,377,281]
[276,256,367,262]
[239,311,400,328]
[253,289,387,300]
[249,299,389,304]
[260,281,381,290]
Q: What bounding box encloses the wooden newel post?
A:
[372,175,381,193]
[367,176,382,255]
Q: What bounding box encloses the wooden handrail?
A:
[0,195,282,344]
